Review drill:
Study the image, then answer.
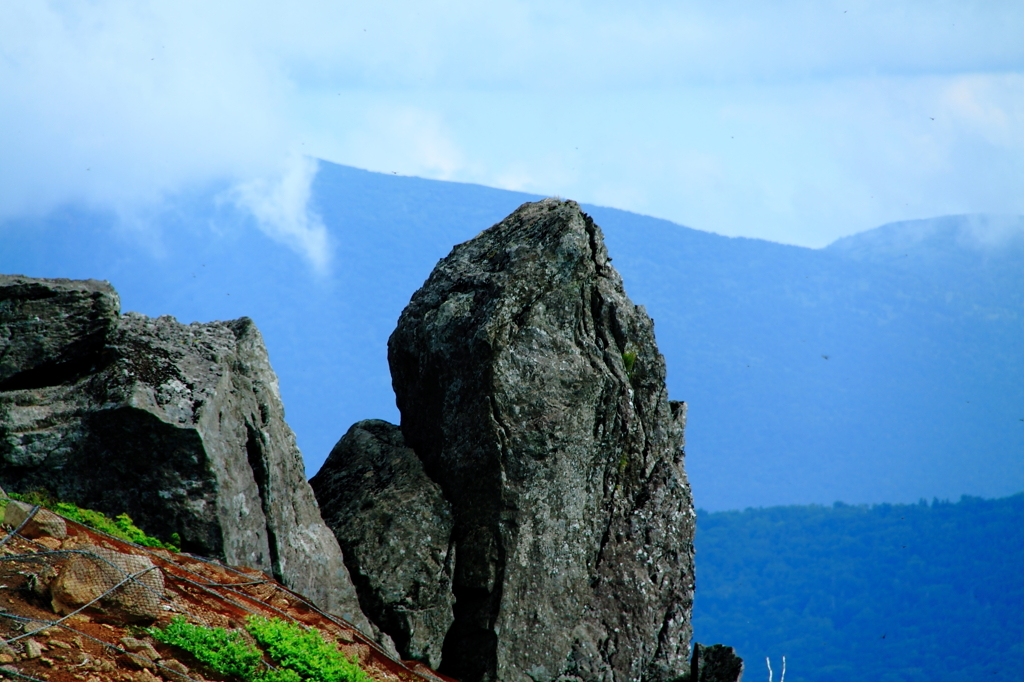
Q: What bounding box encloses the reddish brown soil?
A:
[0,516,456,682]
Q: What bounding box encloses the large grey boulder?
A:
[0,274,372,635]
[310,419,455,668]
[386,199,696,682]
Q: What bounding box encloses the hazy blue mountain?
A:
[590,208,1024,510]
[2,161,1021,511]
[691,493,1024,682]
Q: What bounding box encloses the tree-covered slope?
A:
[692,494,1024,681]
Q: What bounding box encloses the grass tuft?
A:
[247,616,369,682]
[151,617,269,679]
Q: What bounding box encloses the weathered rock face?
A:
[0,274,371,634]
[0,277,118,391]
[310,419,455,668]
[386,199,696,682]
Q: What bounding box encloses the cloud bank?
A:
[2,0,1023,251]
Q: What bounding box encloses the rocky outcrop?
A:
[0,274,371,634]
[688,644,743,682]
[310,420,455,668]
[0,276,117,392]
[378,199,696,682]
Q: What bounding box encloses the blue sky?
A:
[2,0,1023,265]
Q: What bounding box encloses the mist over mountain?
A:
[2,161,1021,511]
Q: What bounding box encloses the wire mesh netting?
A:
[0,500,447,682]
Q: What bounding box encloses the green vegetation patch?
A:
[2,490,180,551]
[151,616,370,682]
[621,350,637,378]
[247,616,370,682]
[151,617,278,680]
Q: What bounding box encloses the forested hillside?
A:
[692,493,1024,682]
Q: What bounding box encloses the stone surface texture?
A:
[4,499,68,540]
[310,419,455,668]
[385,199,696,682]
[0,274,371,634]
[50,545,166,622]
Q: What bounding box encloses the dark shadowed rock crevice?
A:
[374,199,696,682]
[245,420,284,584]
[0,274,376,639]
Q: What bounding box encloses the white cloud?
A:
[941,75,1024,147]
[959,214,1024,249]
[348,107,467,180]
[228,155,332,274]
[0,0,290,217]
[311,72,1024,247]
[1,0,1023,249]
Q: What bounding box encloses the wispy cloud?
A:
[341,107,467,180]
[959,214,1024,249]
[228,156,332,274]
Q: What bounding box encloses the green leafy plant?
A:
[5,490,180,551]
[246,616,369,682]
[150,616,369,682]
[621,350,638,378]
[151,617,270,679]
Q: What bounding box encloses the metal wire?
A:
[0,612,206,682]
[0,506,41,550]
[5,565,158,644]
[0,665,47,681]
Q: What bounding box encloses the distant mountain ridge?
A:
[828,213,1024,264]
[585,206,1024,510]
[827,214,1024,324]
[1,161,1021,511]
